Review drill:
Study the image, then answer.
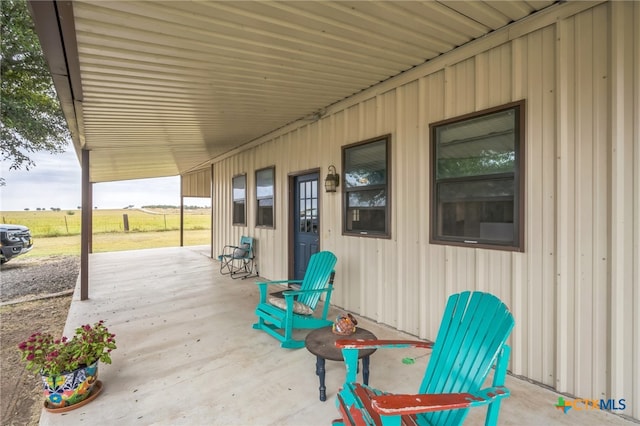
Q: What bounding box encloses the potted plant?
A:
[17,320,117,410]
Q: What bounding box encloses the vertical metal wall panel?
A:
[207,2,639,418]
[610,1,639,419]
[510,35,528,376]
[575,6,605,398]
[518,24,558,387]
[590,5,610,401]
[574,10,596,397]
[422,72,447,341]
[555,15,576,395]
[181,168,211,198]
[475,43,513,109]
[553,4,615,399]
[329,110,348,308]
[632,3,640,418]
[416,76,432,339]
[395,81,421,334]
[524,28,546,385]
[376,93,398,328]
[539,25,559,388]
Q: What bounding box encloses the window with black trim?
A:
[343,135,391,238]
[256,167,274,228]
[430,101,524,251]
[232,174,246,226]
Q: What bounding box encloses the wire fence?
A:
[1,209,211,238]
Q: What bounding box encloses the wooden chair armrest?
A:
[256,279,303,287]
[256,280,303,303]
[371,386,510,416]
[337,340,432,385]
[283,287,332,297]
[335,339,433,350]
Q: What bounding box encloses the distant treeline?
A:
[141,205,210,209]
[21,205,211,211]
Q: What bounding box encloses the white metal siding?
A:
[610,0,640,417]
[210,1,639,419]
[181,169,211,198]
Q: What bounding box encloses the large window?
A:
[232,174,246,226]
[430,101,525,251]
[256,167,274,228]
[343,135,391,238]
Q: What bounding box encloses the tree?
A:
[1,0,69,183]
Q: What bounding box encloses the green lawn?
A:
[20,229,211,258]
[1,208,212,257]
[1,208,210,237]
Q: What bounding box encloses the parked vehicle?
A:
[0,224,34,264]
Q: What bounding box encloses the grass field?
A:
[1,208,212,257]
[18,229,212,257]
[1,208,210,237]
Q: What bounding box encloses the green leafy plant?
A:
[18,320,117,376]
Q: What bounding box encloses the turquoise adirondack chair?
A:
[253,251,337,348]
[334,291,515,426]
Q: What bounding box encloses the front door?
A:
[293,173,320,280]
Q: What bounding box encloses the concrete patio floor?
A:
[40,246,636,426]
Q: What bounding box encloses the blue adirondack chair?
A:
[334,291,515,426]
[252,251,337,348]
[218,235,257,279]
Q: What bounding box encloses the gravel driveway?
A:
[0,255,80,303]
[1,255,79,425]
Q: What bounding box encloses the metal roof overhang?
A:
[28,0,558,184]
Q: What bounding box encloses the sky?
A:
[0,143,210,212]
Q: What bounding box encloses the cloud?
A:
[0,144,210,211]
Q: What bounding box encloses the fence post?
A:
[123,214,129,231]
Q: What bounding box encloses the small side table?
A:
[304,326,377,401]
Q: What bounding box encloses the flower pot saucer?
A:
[44,380,103,413]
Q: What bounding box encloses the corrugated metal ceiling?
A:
[31,0,557,183]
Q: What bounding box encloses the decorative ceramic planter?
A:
[41,361,99,409]
[332,313,358,335]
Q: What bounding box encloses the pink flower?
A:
[18,320,117,376]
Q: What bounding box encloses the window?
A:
[298,178,318,234]
[256,167,274,228]
[232,174,246,226]
[430,101,525,251]
[343,135,391,238]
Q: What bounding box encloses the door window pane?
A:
[299,180,318,233]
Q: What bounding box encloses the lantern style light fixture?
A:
[324,165,340,193]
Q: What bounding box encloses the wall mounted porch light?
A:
[324,165,340,193]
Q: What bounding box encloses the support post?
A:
[80,149,91,300]
[180,175,184,247]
